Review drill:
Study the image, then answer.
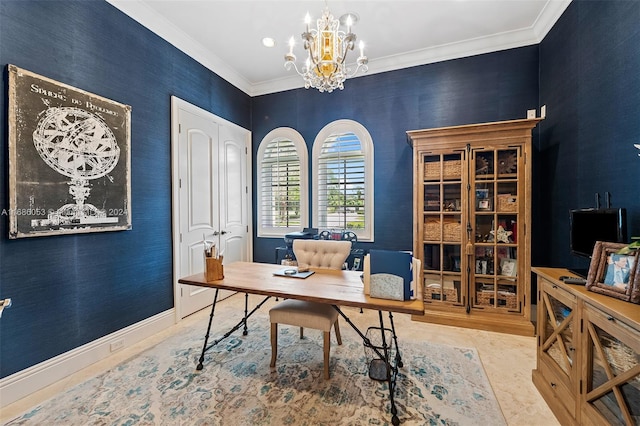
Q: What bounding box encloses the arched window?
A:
[257,128,308,237]
[312,120,374,241]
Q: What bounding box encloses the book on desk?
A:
[273,268,315,279]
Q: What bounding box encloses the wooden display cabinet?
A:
[407,119,542,336]
[533,267,640,425]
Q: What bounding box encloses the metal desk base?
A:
[196,292,404,425]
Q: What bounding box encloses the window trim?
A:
[257,127,308,237]
[312,119,374,242]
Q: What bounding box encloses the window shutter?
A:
[260,138,301,229]
[317,132,365,230]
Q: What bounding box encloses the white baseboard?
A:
[0,309,175,408]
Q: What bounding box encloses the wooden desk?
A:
[179,261,424,426]
[178,261,424,315]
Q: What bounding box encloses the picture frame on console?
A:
[586,241,640,303]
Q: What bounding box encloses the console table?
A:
[532,267,640,425]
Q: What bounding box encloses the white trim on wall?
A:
[0,309,175,408]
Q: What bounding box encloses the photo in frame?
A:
[7,65,132,238]
[586,241,640,303]
[475,188,492,211]
[500,258,517,277]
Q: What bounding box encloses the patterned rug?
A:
[5,304,506,425]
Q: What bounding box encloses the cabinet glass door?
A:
[539,283,576,379]
[584,306,640,425]
[471,147,521,311]
[421,152,463,305]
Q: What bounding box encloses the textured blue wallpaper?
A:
[0,1,250,377]
[3,0,636,381]
[538,0,640,271]
[251,47,540,263]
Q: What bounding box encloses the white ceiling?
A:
[107,0,571,97]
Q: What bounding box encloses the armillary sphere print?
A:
[32,106,120,179]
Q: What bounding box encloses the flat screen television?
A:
[570,208,627,258]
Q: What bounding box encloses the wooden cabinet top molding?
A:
[406,118,543,148]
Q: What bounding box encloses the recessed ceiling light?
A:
[262,37,276,48]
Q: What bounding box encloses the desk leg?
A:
[334,307,401,426]
[197,288,220,370]
[196,295,271,370]
[388,311,403,368]
[378,311,400,426]
[242,293,249,336]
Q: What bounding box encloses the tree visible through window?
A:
[318,133,365,230]
[313,120,373,241]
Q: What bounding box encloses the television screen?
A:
[570,208,627,258]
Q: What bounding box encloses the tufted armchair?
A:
[269,239,352,379]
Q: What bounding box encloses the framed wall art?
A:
[586,241,640,304]
[7,65,131,238]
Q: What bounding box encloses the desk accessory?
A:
[273,268,315,279]
[560,276,586,285]
[205,255,224,281]
[204,236,224,281]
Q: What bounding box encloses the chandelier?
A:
[284,7,368,93]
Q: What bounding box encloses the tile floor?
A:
[1,293,559,425]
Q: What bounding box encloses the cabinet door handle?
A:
[607,316,615,321]
[550,382,557,388]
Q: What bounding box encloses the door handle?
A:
[211,231,220,236]
[220,230,229,235]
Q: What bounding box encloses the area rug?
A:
[5,305,506,425]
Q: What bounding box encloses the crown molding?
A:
[106,0,252,94]
[108,0,571,97]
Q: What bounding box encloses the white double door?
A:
[172,97,252,318]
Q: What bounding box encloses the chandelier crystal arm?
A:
[284,6,368,93]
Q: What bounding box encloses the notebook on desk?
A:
[273,268,315,279]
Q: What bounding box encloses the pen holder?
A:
[205,255,224,281]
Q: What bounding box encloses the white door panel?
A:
[187,129,216,230]
[218,129,247,263]
[172,98,251,319]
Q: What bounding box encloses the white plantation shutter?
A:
[313,120,374,241]
[257,129,308,237]
[317,133,365,230]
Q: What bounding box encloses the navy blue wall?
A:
[251,47,540,263]
[3,0,637,382]
[538,0,640,272]
[0,1,250,377]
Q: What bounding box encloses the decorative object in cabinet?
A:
[407,119,541,336]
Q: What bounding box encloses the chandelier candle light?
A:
[285,7,368,92]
